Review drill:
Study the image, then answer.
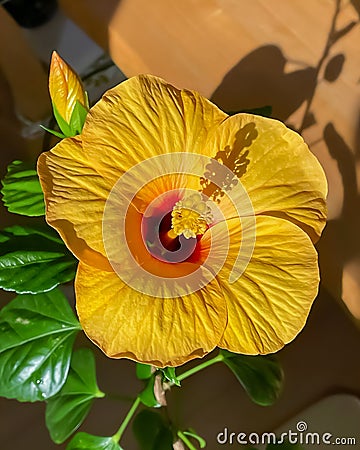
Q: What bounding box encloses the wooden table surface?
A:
[1,1,360,448]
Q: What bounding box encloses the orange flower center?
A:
[142,191,213,264]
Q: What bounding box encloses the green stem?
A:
[177,353,224,382]
[112,396,141,443]
[111,355,223,443]
[178,431,198,450]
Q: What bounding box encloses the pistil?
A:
[171,192,213,239]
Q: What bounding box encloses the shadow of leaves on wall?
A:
[210,0,360,316]
[211,44,317,125]
[318,122,360,308]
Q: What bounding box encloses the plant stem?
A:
[112,396,141,443]
[111,354,224,443]
[178,431,198,450]
[177,353,224,382]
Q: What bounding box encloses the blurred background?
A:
[0,0,359,448]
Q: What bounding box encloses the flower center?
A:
[170,192,213,239]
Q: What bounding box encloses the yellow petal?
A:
[75,261,227,367]
[49,51,88,123]
[101,151,210,216]
[200,215,319,354]
[207,114,327,242]
[37,135,110,268]
[81,74,227,177]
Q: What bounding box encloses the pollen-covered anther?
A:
[171,192,213,239]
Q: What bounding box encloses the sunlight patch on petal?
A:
[81,75,227,179]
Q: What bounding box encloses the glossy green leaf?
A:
[136,362,154,380]
[0,288,81,402]
[228,105,272,117]
[139,376,161,408]
[67,433,122,450]
[46,348,105,444]
[1,160,45,216]
[0,224,77,294]
[161,367,180,386]
[69,100,88,135]
[220,350,283,406]
[133,410,173,450]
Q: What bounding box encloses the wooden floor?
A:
[1,1,360,449]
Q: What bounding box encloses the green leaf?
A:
[52,102,74,137]
[182,430,206,448]
[228,105,272,118]
[161,367,180,386]
[40,124,66,139]
[0,288,81,402]
[139,376,161,408]
[133,410,173,450]
[0,224,77,294]
[136,362,154,380]
[1,160,45,216]
[69,100,89,135]
[220,350,283,406]
[67,433,122,450]
[46,348,104,444]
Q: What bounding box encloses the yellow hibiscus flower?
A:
[37,74,327,367]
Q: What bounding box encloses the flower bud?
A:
[49,51,89,136]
